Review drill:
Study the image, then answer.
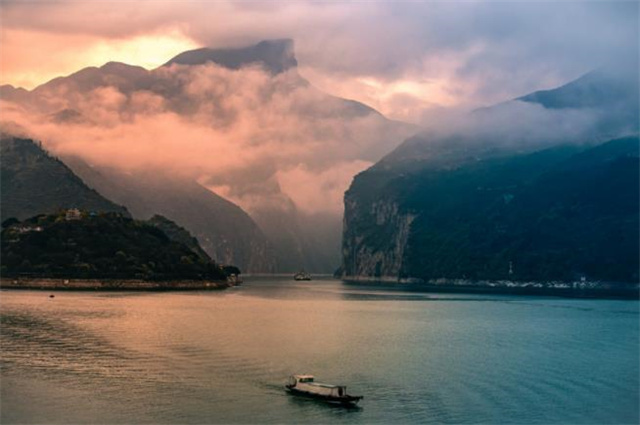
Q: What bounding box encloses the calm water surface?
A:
[1,277,638,424]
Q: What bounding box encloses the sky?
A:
[0,1,637,217]
[1,1,638,123]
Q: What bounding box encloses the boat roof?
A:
[292,374,314,379]
[292,374,344,388]
[307,382,341,389]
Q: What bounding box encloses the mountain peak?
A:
[163,38,297,74]
[100,61,147,73]
[517,62,639,110]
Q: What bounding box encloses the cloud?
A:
[1,1,636,214]
[0,26,197,89]
[277,160,373,215]
[1,62,413,214]
[1,1,637,119]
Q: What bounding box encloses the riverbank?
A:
[0,277,236,291]
[342,276,640,299]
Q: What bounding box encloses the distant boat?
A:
[285,374,362,406]
[293,271,311,281]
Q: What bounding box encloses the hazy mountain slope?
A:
[165,39,298,74]
[518,67,639,110]
[0,137,128,221]
[147,214,212,262]
[64,159,275,272]
[381,64,639,172]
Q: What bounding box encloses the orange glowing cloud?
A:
[0,61,416,215]
[1,28,198,89]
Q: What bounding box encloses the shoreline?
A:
[341,276,640,299]
[0,277,235,291]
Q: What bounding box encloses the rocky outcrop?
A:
[340,194,416,280]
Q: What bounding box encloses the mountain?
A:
[147,214,212,262]
[382,64,639,172]
[339,69,639,284]
[165,39,298,74]
[1,39,416,273]
[0,137,129,221]
[250,203,343,272]
[63,159,276,273]
[1,211,231,281]
[518,67,639,111]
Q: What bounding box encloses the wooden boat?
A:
[285,374,363,405]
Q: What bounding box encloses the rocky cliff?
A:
[341,196,416,280]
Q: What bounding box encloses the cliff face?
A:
[341,195,415,279]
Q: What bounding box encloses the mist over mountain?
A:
[340,65,639,283]
[0,39,416,272]
[381,63,639,171]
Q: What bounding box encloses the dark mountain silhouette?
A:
[147,214,212,262]
[1,211,232,281]
[0,137,128,221]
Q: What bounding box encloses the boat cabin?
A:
[288,375,347,397]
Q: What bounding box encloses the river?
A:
[1,277,638,424]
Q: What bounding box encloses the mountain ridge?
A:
[1,39,417,273]
[0,136,129,221]
[339,66,639,284]
[164,39,297,74]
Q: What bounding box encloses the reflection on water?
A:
[1,277,638,424]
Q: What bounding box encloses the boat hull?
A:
[285,385,362,405]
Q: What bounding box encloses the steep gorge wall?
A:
[340,194,416,281]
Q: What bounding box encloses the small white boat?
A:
[293,271,311,281]
[285,374,362,405]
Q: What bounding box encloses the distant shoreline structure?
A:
[0,277,236,291]
[341,276,640,299]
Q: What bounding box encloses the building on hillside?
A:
[65,208,82,221]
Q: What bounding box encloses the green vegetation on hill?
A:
[147,214,212,262]
[403,136,639,282]
[0,137,129,219]
[1,211,236,281]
